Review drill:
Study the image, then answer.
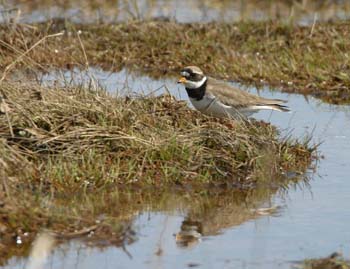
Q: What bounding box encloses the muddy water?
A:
[1,0,350,24]
[4,68,350,269]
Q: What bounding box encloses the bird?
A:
[177,66,289,119]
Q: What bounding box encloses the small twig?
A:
[1,173,12,200]
[0,95,14,137]
[310,13,318,37]
[0,39,47,71]
[121,243,133,259]
[4,106,14,138]
[0,32,64,82]
[77,30,89,68]
[56,225,98,239]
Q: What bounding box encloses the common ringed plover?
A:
[178,66,289,119]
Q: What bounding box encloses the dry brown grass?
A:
[1,20,350,103]
[0,15,320,265]
[0,81,314,252]
[0,81,312,189]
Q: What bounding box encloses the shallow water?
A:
[3,68,350,269]
[1,0,350,24]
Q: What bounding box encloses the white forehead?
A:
[183,66,203,75]
[181,71,190,77]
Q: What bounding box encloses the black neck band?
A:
[185,79,207,101]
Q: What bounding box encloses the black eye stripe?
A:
[181,69,203,81]
[193,73,200,79]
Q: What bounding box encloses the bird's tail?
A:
[251,99,290,112]
[268,103,290,112]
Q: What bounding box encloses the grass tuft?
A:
[0,82,315,245]
[0,82,313,191]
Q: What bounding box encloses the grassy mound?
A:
[0,81,314,263]
[0,82,312,190]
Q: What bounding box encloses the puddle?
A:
[3,188,279,269]
[1,0,350,24]
[12,67,188,100]
[3,68,350,269]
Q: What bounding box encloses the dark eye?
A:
[192,73,200,80]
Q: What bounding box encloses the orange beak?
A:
[177,77,187,84]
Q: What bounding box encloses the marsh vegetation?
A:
[1,0,349,268]
[1,19,350,103]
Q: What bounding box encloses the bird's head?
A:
[177,66,207,89]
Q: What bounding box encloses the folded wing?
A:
[206,77,289,112]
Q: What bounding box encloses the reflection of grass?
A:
[300,253,350,269]
[0,81,315,263]
[1,20,350,103]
